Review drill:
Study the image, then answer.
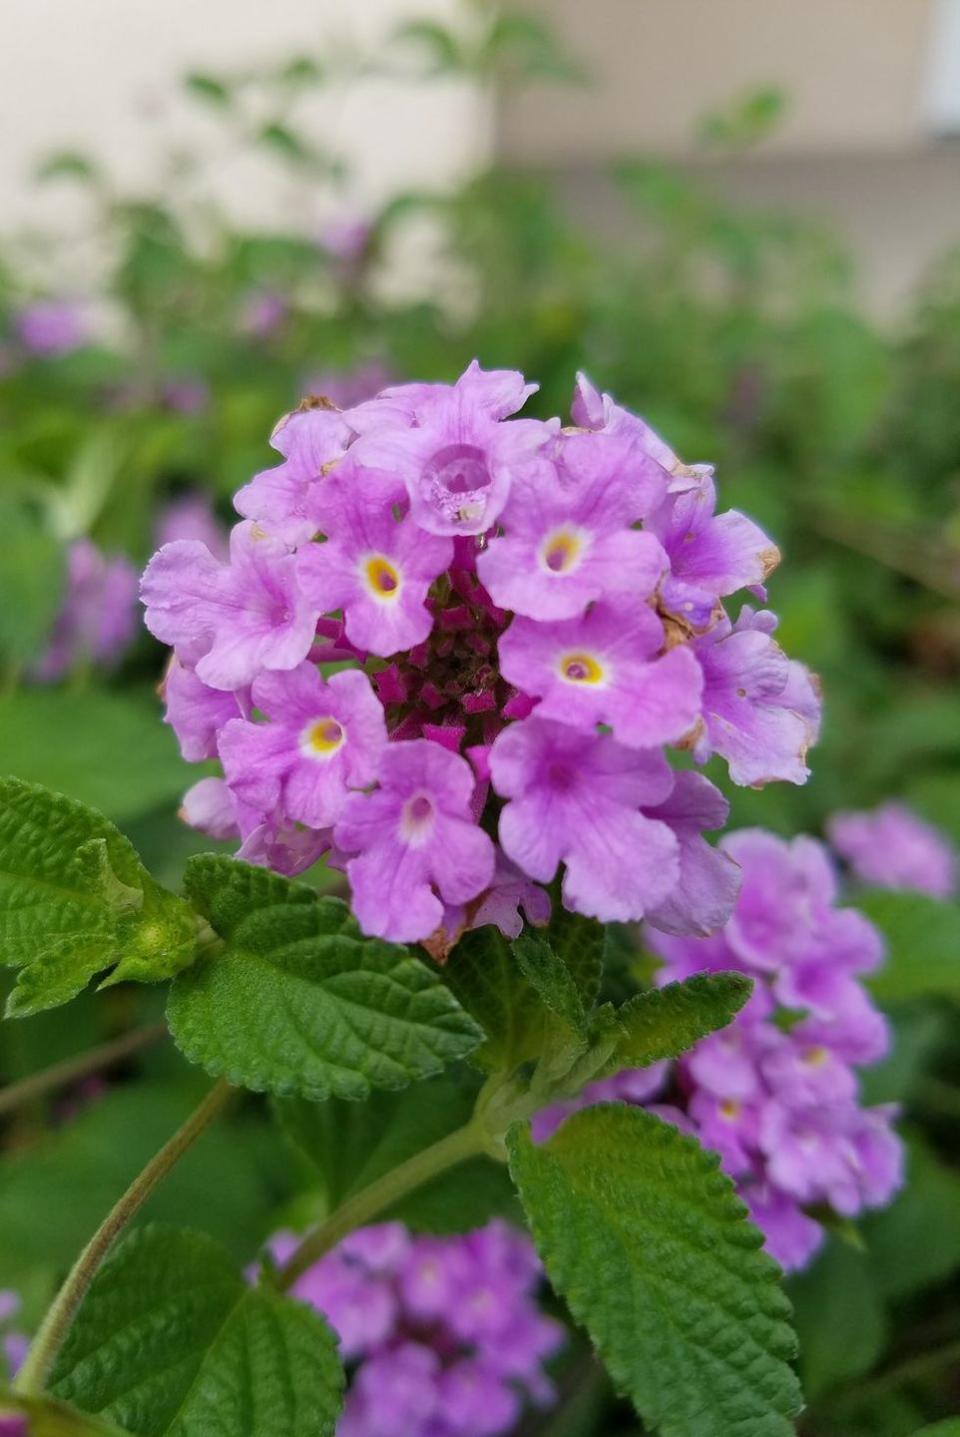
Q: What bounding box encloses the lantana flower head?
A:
[142,362,821,949]
[534,829,904,1273]
[259,1221,564,1437]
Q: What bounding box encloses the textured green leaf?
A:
[858,890,960,1001]
[444,926,546,1072]
[0,778,196,1015]
[183,854,317,937]
[168,895,481,1100]
[277,1067,518,1233]
[0,688,191,823]
[545,909,604,1011]
[508,1106,801,1437]
[599,973,753,1073]
[513,932,587,1033]
[51,1227,343,1437]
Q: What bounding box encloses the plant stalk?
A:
[0,1023,167,1120]
[277,1120,485,1289]
[13,1078,233,1397]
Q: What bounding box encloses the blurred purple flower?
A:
[32,539,138,683]
[14,299,88,357]
[828,802,957,899]
[260,1221,564,1437]
[155,494,228,560]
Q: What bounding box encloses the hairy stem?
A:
[277,1120,486,1289]
[14,1079,233,1396]
[0,1023,167,1120]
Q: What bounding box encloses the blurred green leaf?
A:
[0,687,190,823]
[859,890,960,1002]
[788,1239,888,1399]
[183,71,232,106]
[0,499,64,666]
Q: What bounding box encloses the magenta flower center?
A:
[401,791,436,843]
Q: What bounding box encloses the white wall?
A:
[0,0,491,244]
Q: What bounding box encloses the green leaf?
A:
[34,149,100,185]
[0,1080,286,1293]
[0,688,191,823]
[51,1226,343,1437]
[0,778,196,1015]
[183,71,232,106]
[508,1107,801,1437]
[444,925,545,1072]
[513,932,587,1033]
[862,1138,960,1299]
[0,1393,133,1435]
[0,500,65,665]
[858,890,960,1001]
[183,854,317,936]
[546,909,604,1012]
[787,1239,887,1399]
[277,1067,518,1233]
[168,891,481,1099]
[599,973,753,1073]
[910,1423,960,1436]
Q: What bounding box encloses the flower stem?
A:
[0,1023,167,1120]
[277,1120,486,1289]
[13,1079,233,1397]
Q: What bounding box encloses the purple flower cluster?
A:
[0,1291,26,1381]
[265,1221,564,1437]
[536,829,904,1272]
[32,539,139,683]
[142,363,820,947]
[828,802,957,899]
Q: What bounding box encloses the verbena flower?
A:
[534,829,904,1273]
[828,801,957,899]
[260,1221,564,1437]
[142,363,821,948]
[13,298,88,357]
[33,539,138,683]
[0,1291,26,1381]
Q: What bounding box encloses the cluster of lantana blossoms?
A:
[536,828,904,1272]
[828,801,957,900]
[263,1221,564,1437]
[141,362,821,947]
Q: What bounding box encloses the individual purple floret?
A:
[260,1221,564,1437]
[33,539,138,683]
[13,298,88,357]
[828,802,957,899]
[141,363,821,944]
[536,829,904,1273]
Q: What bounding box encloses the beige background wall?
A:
[0,0,492,238]
[498,0,937,161]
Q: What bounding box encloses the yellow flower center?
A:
[719,1099,741,1121]
[300,716,345,759]
[802,1045,828,1067]
[362,554,402,601]
[559,651,605,685]
[540,528,585,575]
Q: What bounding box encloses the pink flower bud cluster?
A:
[142,362,821,948]
[263,1221,565,1437]
[535,830,904,1272]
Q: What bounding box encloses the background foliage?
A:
[2,5,960,1432]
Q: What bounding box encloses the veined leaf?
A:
[599,973,753,1073]
[513,931,587,1033]
[51,1226,343,1437]
[0,1392,132,1435]
[508,1106,801,1437]
[0,778,196,1016]
[444,925,546,1072]
[168,891,481,1100]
